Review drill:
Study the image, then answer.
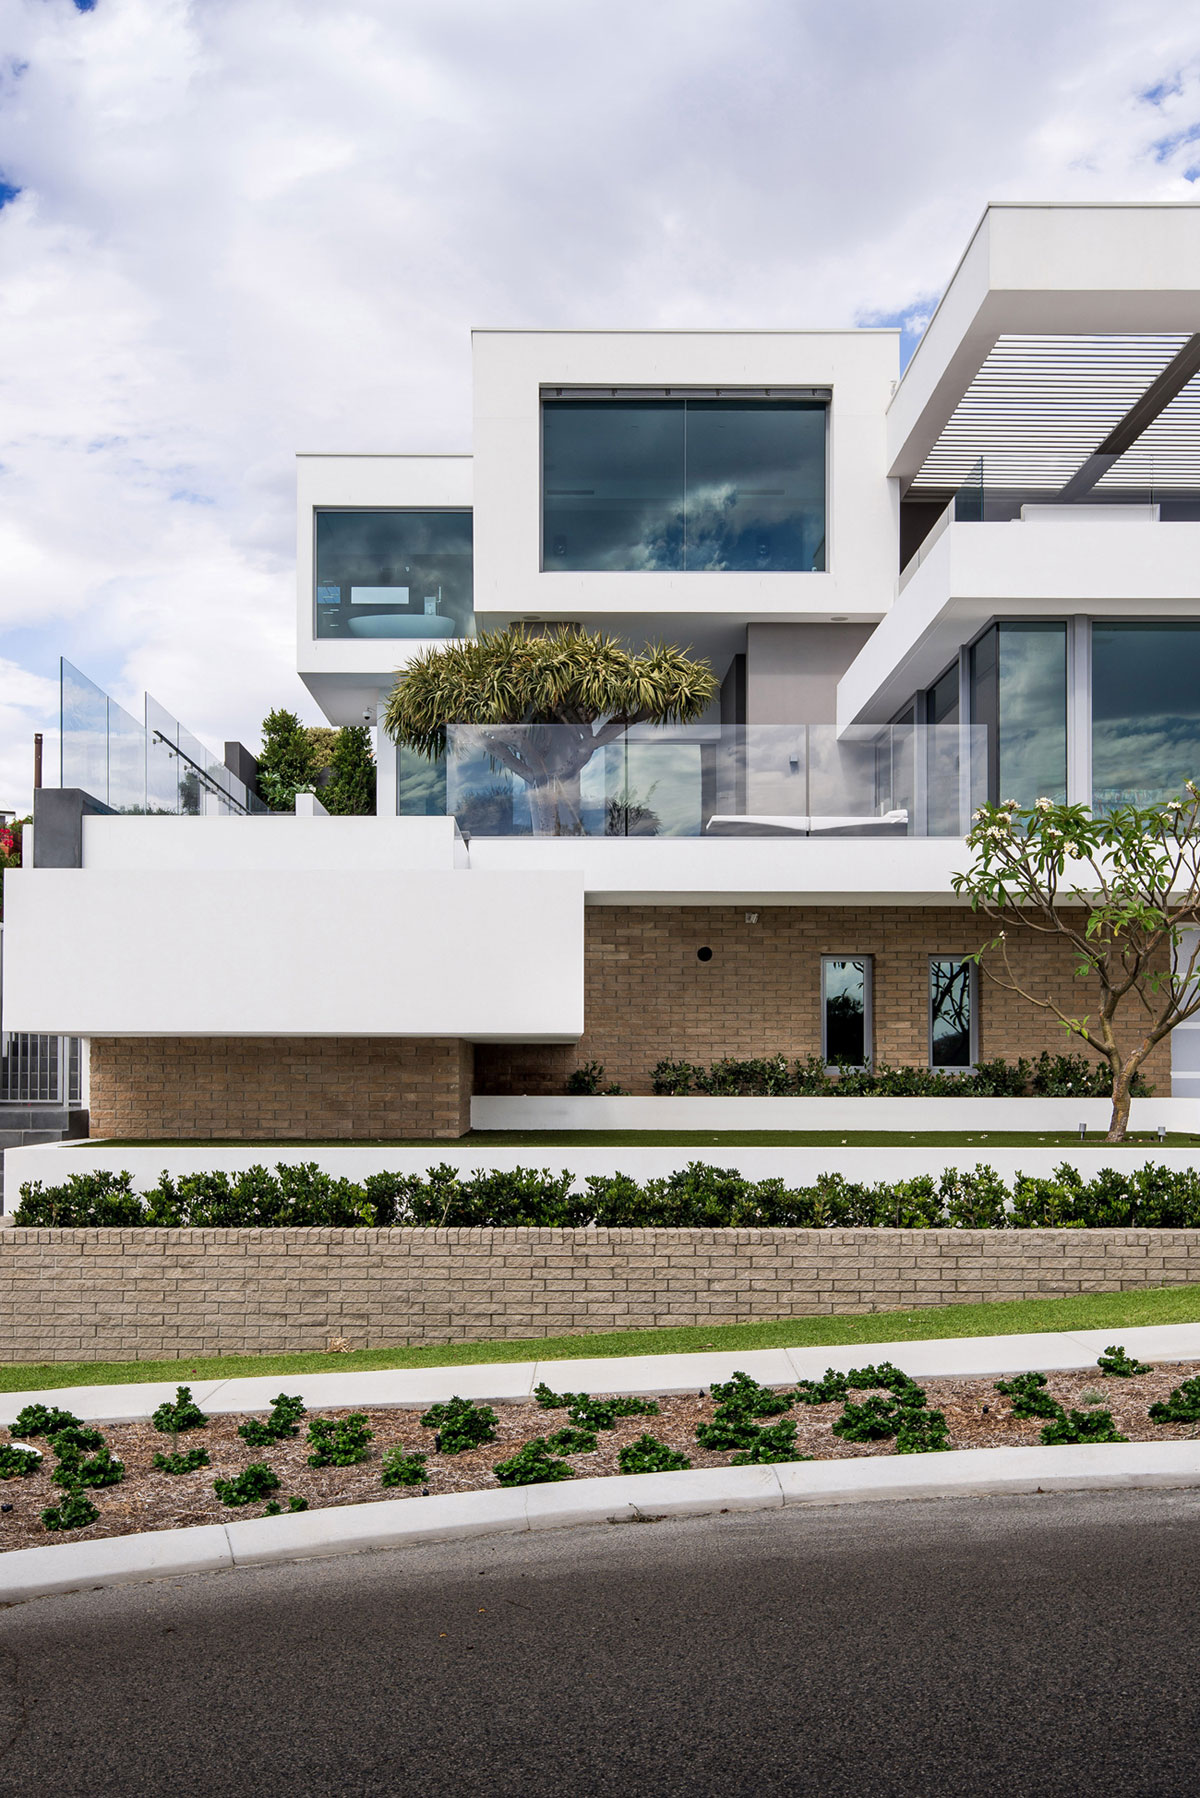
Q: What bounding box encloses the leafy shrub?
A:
[238,1393,307,1447]
[381,1447,428,1488]
[42,1490,99,1532]
[13,1170,144,1227]
[534,1382,586,1410]
[1096,1345,1152,1377]
[617,1434,692,1475]
[895,1409,951,1454]
[0,1444,42,1479]
[565,1062,625,1096]
[730,1421,810,1465]
[13,1404,83,1438]
[648,1052,1148,1101]
[994,1372,1064,1420]
[153,1447,211,1475]
[1040,1408,1127,1446]
[1148,1375,1200,1423]
[695,1413,763,1452]
[46,1425,105,1458]
[420,1397,499,1454]
[214,1463,281,1506]
[794,1370,852,1405]
[832,1395,903,1442]
[493,1439,575,1486]
[263,1495,310,1515]
[566,1395,660,1432]
[709,1371,790,1418]
[544,1427,598,1455]
[151,1386,208,1434]
[53,1446,124,1489]
[307,1414,374,1467]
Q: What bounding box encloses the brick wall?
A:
[88,1038,473,1141]
[2,1227,1197,1361]
[474,904,1171,1094]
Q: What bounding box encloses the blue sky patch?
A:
[0,179,20,209]
[856,295,939,369]
[73,0,99,12]
[1151,122,1200,163]
[1141,75,1183,106]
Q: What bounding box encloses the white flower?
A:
[1036,796,1053,812]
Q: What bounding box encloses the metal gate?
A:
[0,1034,82,1105]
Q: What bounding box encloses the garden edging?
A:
[6,1440,1200,1607]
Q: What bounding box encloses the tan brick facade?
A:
[88,1037,473,1141]
[2,1226,1197,1361]
[475,904,1172,1095]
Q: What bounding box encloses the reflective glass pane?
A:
[1092,623,1200,811]
[930,958,972,1068]
[315,511,473,640]
[107,697,146,813]
[60,661,108,801]
[997,623,1066,805]
[684,401,825,571]
[823,957,868,1066]
[542,399,826,572]
[543,402,684,572]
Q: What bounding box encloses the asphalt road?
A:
[2,1489,1200,1796]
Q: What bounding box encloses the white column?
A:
[374,707,398,817]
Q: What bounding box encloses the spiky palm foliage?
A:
[382,628,717,833]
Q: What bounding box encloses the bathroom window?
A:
[314,510,474,639]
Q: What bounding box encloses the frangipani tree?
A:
[952,787,1200,1141]
[381,627,718,835]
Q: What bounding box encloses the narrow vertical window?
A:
[823,957,871,1068]
[929,957,974,1069]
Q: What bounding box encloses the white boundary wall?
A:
[470,1095,1200,1132]
[8,1138,1200,1204]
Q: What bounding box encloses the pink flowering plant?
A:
[0,817,26,921]
[952,785,1200,1142]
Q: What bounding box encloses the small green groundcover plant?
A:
[493,1439,574,1486]
[381,1447,428,1488]
[1040,1408,1127,1446]
[1149,1374,1200,1423]
[994,1371,1064,1420]
[730,1421,811,1466]
[0,1443,42,1479]
[307,1414,374,1468]
[263,1497,308,1515]
[153,1446,211,1476]
[240,1393,307,1447]
[13,1403,84,1438]
[421,1397,499,1455]
[54,1446,125,1490]
[1097,1344,1152,1377]
[214,1463,281,1507]
[534,1382,659,1432]
[709,1370,790,1418]
[544,1426,598,1456]
[151,1386,208,1434]
[42,1490,99,1532]
[617,1434,691,1475]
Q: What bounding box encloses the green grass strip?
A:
[3,1283,1199,1394]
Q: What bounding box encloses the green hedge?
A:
[649,1051,1148,1098]
[12,1158,1200,1229]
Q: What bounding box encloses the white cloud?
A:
[0,0,1199,807]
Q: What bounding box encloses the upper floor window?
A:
[542,396,827,574]
[1092,622,1200,812]
[314,510,474,640]
[970,621,1066,806]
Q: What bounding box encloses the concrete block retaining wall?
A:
[4,1228,1200,1362]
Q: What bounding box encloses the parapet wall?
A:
[3,1227,1199,1362]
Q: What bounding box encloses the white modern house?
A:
[7,201,1200,1140]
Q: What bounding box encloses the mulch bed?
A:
[3,1360,1199,1555]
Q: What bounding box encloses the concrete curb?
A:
[4,1441,1200,1607]
[4,1321,1200,1428]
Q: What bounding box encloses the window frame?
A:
[927,954,978,1072]
[311,505,475,639]
[821,953,873,1071]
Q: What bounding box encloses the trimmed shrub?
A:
[0,1444,42,1479]
[12,1404,83,1438]
[648,1051,1147,1100]
[151,1386,208,1434]
[14,1170,144,1227]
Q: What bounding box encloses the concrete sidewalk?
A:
[4,1320,1200,1428]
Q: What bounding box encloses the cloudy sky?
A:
[1,0,1199,809]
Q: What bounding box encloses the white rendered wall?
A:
[295,453,473,725]
[3,865,582,1039]
[471,329,900,636]
[838,515,1200,728]
[471,1095,1199,1132]
[78,814,469,873]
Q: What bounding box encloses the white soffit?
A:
[907,333,1191,499]
[1097,368,1200,491]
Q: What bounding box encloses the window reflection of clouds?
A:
[1093,624,1200,809]
[315,510,474,638]
[997,624,1067,805]
[542,400,825,572]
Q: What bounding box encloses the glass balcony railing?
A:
[397,723,987,838]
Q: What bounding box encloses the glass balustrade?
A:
[397,723,987,838]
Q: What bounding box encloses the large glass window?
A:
[822,956,871,1068]
[970,622,1066,805]
[1092,623,1200,811]
[542,398,826,573]
[929,957,974,1069]
[315,510,473,639]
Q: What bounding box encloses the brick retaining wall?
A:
[4,1228,1200,1362]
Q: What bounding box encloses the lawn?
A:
[3,1282,1199,1394]
[57,1130,1200,1149]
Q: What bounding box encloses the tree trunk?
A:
[524,770,584,835]
[1106,1069,1133,1143]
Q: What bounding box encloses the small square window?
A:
[822,956,871,1069]
[929,957,976,1069]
